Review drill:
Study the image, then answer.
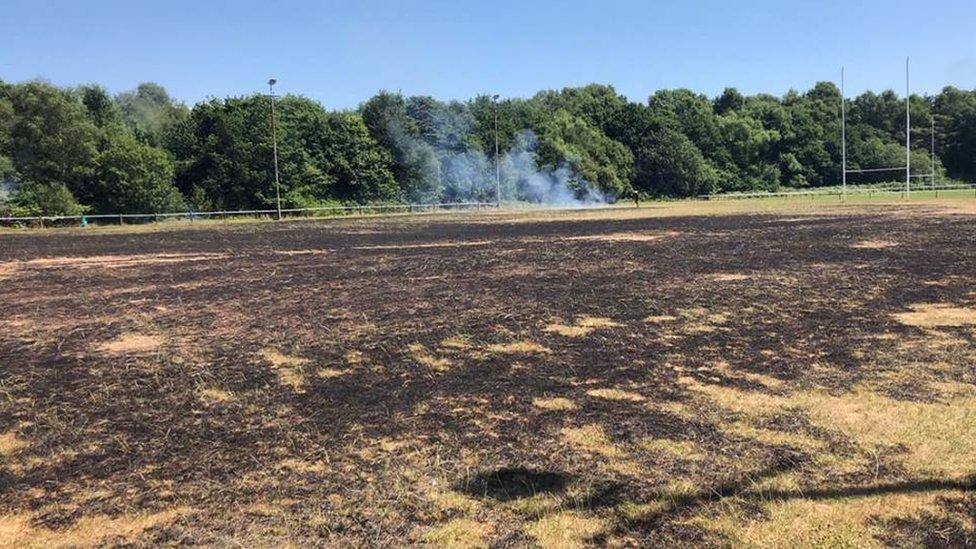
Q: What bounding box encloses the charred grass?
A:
[1,200,975,546]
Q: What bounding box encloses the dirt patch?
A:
[97,333,163,354]
[893,303,976,328]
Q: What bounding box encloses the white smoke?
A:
[500,131,610,206]
[388,106,610,206]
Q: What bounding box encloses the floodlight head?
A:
[492,94,500,101]
[268,78,277,87]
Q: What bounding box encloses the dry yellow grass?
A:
[576,316,624,329]
[344,350,366,365]
[851,239,898,249]
[893,303,976,328]
[0,507,190,548]
[197,387,234,404]
[699,490,952,548]
[440,335,473,349]
[259,348,309,367]
[97,333,163,354]
[561,231,677,242]
[5,253,228,270]
[532,397,578,411]
[259,348,310,391]
[422,518,492,549]
[354,240,494,251]
[544,324,592,337]
[526,511,606,549]
[683,376,976,478]
[707,273,750,282]
[561,425,622,458]
[485,341,551,354]
[408,343,452,371]
[586,388,646,402]
[427,488,482,515]
[644,314,678,324]
[640,438,704,459]
[277,458,328,475]
[317,368,352,379]
[710,360,785,388]
[0,431,27,456]
[548,315,625,338]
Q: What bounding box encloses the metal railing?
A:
[701,183,976,201]
[0,201,499,227]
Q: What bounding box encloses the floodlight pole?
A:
[269,78,282,220]
[493,94,501,208]
[841,67,847,197]
[905,57,911,197]
[931,116,936,184]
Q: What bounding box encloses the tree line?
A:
[1,78,975,216]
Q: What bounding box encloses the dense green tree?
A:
[288,112,397,204]
[9,182,87,216]
[933,86,976,181]
[361,91,441,201]
[116,83,189,146]
[632,126,718,197]
[92,132,184,213]
[714,88,745,115]
[78,84,121,127]
[536,110,633,198]
[2,81,100,202]
[2,76,976,212]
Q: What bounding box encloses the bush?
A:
[10,182,88,217]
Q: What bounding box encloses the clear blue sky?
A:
[2,0,974,109]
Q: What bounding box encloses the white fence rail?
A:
[701,183,976,200]
[0,201,499,226]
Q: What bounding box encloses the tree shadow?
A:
[454,467,571,502]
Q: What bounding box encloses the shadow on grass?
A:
[455,468,571,502]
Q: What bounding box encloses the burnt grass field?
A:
[1,200,975,547]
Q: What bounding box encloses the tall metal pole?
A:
[931,116,936,184]
[269,78,282,220]
[841,67,847,197]
[493,94,500,208]
[905,57,911,197]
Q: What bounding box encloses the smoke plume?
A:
[386,108,610,206]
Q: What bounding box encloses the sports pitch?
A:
[1,198,974,546]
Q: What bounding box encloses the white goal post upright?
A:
[840,58,935,196]
[906,56,911,196]
[841,67,847,196]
